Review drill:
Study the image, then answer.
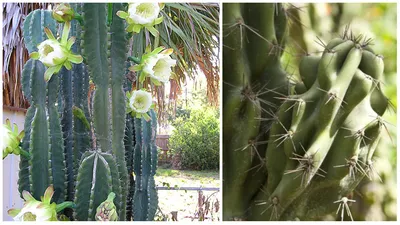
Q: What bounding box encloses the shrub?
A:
[169,107,219,170]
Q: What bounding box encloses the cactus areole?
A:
[223,3,392,221]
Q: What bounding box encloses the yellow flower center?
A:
[23,212,37,221]
[136,3,155,18]
[153,59,167,72]
[43,44,54,56]
[134,97,145,109]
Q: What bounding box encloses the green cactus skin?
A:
[109,3,129,220]
[132,110,158,221]
[250,40,387,221]
[22,10,57,54]
[223,3,391,221]
[74,151,121,221]
[223,3,288,220]
[70,3,91,185]
[57,4,91,213]
[18,3,160,221]
[74,3,129,221]
[83,3,110,151]
[19,59,66,204]
[123,60,135,221]
[124,114,136,221]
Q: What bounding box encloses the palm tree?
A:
[2,3,51,110]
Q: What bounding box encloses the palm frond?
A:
[130,3,220,120]
[2,3,50,109]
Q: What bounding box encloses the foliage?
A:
[169,107,219,170]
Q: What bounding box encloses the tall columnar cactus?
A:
[74,3,128,221]
[19,58,66,204]
[18,9,66,204]
[223,3,392,221]
[223,3,288,220]
[17,2,164,221]
[132,109,158,221]
[58,3,91,206]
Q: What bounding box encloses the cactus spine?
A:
[223,3,288,220]
[223,3,391,221]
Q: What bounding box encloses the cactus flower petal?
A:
[128,3,160,25]
[143,53,176,84]
[129,90,153,114]
[8,186,73,221]
[119,3,164,35]
[37,40,68,67]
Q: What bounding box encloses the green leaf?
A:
[150,77,161,86]
[68,54,83,64]
[146,26,159,37]
[66,36,76,50]
[30,52,39,59]
[142,113,151,121]
[44,27,56,40]
[129,65,142,71]
[139,72,146,83]
[64,61,72,70]
[153,16,164,25]
[44,66,58,82]
[132,24,142,33]
[116,11,128,19]
[151,46,165,55]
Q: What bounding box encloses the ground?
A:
[154,166,220,221]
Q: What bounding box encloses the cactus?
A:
[222,3,288,220]
[124,114,136,221]
[223,3,392,221]
[58,4,92,209]
[74,3,127,221]
[19,58,66,204]
[132,109,158,221]
[18,3,162,221]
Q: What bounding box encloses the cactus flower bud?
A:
[117,3,164,36]
[52,3,75,23]
[8,186,74,221]
[95,192,118,221]
[2,119,27,160]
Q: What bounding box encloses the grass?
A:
[154,166,220,221]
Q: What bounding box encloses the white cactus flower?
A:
[128,3,161,25]
[143,53,177,83]
[8,186,58,221]
[11,201,54,221]
[1,124,14,152]
[129,90,153,114]
[37,39,67,67]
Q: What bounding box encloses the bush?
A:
[169,107,219,170]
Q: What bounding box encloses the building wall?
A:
[3,109,25,221]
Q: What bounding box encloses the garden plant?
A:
[223,3,396,221]
[2,2,219,221]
